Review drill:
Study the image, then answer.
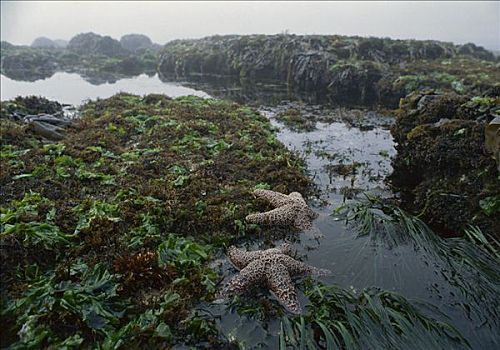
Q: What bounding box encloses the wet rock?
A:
[1,50,58,81]
[1,96,72,141]
[24,114,71,127]
[287,51,331,92]
[328,61,383,106]
[0,96,63,118]
[28,120,65,140]
[390,92,500,238]
[158,34,496,108]
[391,91,469,144]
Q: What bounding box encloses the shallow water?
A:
[2,73,497,349]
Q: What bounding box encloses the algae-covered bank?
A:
[157,34,499,107]
[0,94,311,348]
[390,91,500,239]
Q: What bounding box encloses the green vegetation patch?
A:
[158,34,498,107]
[0,93,311,348]
[280,280,469,350]
[275,108,316,132]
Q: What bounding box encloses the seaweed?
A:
[0,93,312,348]
[389,92,500,238]
[157,34,499,108]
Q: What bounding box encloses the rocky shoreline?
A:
[157,34,499,107]
[2,32,499,238]
[1,33,499,348]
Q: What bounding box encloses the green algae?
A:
[0,93,312,348]
[280,279,469,350]
[275,108,316,132]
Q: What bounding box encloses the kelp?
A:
[334,196,500,346]
[279,280,469,350]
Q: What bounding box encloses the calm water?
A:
[0,72,209,105]
[2,73,497,349]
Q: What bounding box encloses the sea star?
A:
[245,189,318,230]
[218,243,330,314]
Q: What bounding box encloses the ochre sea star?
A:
[245,189,318,230]
[218,243,330,314]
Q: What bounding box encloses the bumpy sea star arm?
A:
[288,192,307,204]
[281,255,331,276]
[266,263,302,314]
[218,260,266,298]
[253,189,291,208]
[245,205,295,226]
[227,246,257,270]
[294,212,314,231]
[228,244,293,270]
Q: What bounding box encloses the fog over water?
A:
[1,1,499,50]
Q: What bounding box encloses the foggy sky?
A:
[1,1,499,50]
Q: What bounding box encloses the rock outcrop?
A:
[390,90,500,238]
[31,37,57,49]
[157,35,498,107]
[68,32,129,57]
[1,33,160,84]
[120,34,154,53]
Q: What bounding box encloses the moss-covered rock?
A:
[67,33,128,58]
[31,37,57,49]
[157,34,498,107]
[389,92,500,238]
[120,34,157,53]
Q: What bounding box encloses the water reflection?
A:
[175,76,330,106]
[0,72,210,105]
